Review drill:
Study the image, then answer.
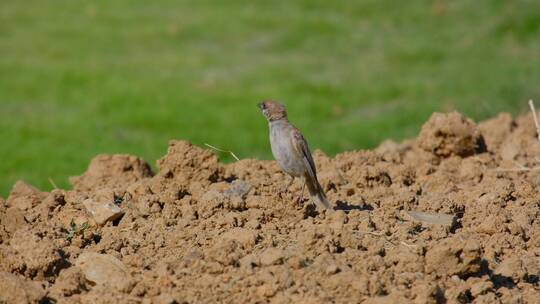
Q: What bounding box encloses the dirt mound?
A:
[416,111,486,158]
[1,111,539,303]
[70,154,153,192]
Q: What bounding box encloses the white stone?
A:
[76,252,130,289]
[83,198,123,225]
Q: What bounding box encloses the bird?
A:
[258,100,332,210]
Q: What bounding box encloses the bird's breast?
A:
[269,123,305,177]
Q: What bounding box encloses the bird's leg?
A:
[281,175,294,195]
[296,178,306,204]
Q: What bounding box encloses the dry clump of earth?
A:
[1,110,540,303]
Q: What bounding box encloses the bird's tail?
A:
[306,175,332,210]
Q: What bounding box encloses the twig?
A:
[490,100,540,173]
[48,177,58,189]
[204,143,240,161]
[528,99,540,143]
[352,230,400,247]
[401,241,417,248]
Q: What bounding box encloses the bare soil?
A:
[1,111,539,303]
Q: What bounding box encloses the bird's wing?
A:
[290,127,318,181]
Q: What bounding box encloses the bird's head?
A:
[258,100,287,122]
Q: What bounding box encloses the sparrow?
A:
[258,100,332,210]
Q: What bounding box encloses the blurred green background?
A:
[1,0,539,196]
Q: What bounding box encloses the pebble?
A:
[83,198,124,225]
[76,252,131,290]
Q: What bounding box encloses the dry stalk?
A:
[353,230,390,246]
[529,99,540,143]
[48,177,58,189]
[204,143,240,161]
[491,100,540,173]
[400,241,417,248]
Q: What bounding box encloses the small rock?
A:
[76,252,131,290]
[224,180,252,198]
[83,198,124,225]
[325,263,340,275]
[405,210,455,226]
[201,181,252,212]
[259,248,285,266]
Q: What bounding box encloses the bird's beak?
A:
[257,102,263,110]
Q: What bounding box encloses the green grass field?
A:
[1,0,539,196]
